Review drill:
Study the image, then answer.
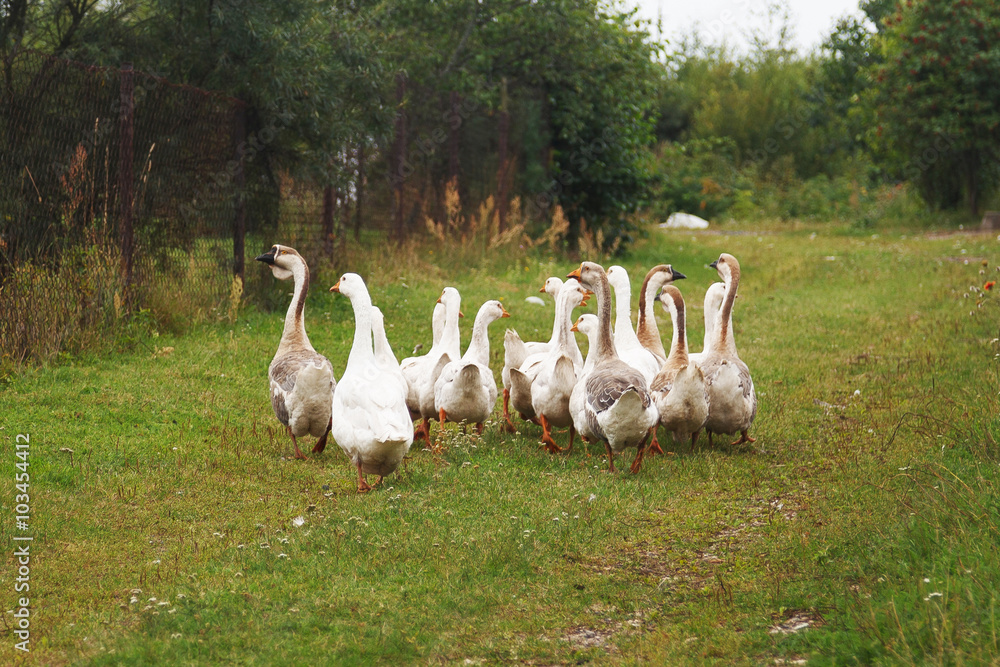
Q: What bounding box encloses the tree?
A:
[872,0,1000,215]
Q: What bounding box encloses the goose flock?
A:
[256,244,756,493]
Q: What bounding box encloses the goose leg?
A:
[566,425,575,454]
[414,418,431,443]
[475,422,485,435]
[312,418,332,454]
[356,462,372,494]
[433,408,448,452]
[730,430,756,447]
[501,388,517,433]
[604,441,617,473]
[707,431,715,448]
[539,414,564,454]
[647,426,664,456]
[629,430,653,474]
[690,430,700,452]
[288,427,308,460]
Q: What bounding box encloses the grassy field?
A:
[3,222,1000,665]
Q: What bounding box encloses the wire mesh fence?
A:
[0,52,552,369]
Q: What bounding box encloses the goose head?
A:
[567,261,606,293]
[709,253,741,283]
[477,299,511,324]
[256,244,303,281]
[605,265,631,294]
[571,313,599,336]
[541,277,563,296]
[436,287,464,318]
[329,272,368,300]
[644,264,686,291]
[656,284,685,318]
[561,278,589,310]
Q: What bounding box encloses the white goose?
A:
[636,264,687,365]
[689,282,726,366]
[650,285,709,451]
[605,265,663,383]
[434,300,510,439]
[414,287,463,442]
[329,273,413,493]
[508,279,588,453]
[256,245,336,460]
[568,262,659,473]
[501,277,585,430]
[400,301,445,422]
[700,254,757,446]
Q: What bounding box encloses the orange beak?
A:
[570,318,581,333]
[330,281,341,293]
[567,266,582,280]
[459,311,465,318]
[500,306,511,318]
[538,283,547,293]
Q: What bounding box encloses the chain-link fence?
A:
[0,52,557,369]
[0,51,248,366]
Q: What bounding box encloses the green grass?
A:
[3,222,1000,665]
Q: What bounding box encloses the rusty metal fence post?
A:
[233,106,247,281]
[118,63,135,299]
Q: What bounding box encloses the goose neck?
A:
[712,267,740,353]
[348,290,375,365]
[593,275,617,361]
[465,309,492,366]
[667,300,688,364]
[278,260,311,354]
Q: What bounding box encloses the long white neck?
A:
[464,306,494,366]
[372,308,398,366]
[441,298,462,360]
[277,259,312,355]
[581,326,600,375]
[430,302,445,348]
[347,289,375,366]
[612,276,634,347]
[554,290,579,355]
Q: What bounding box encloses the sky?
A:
[630,0,866,55]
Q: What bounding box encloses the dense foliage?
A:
[3,0,999,240]
[872,0,1000,215]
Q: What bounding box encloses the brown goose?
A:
[256,245,336,460]
[700,253,757,446]
[650,285,709,451]
[567,262,659,473]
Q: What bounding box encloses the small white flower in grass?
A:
[167,609,177,614]
[923,578,931,583]
[260,544,270,549]
[924,592,943,601]
[237,544,246,549]
[157,601,169,607]
[277,553,289,559]
[152,560,161,565]
[292,516,305,527]
[588,494,597,502]
[148,597,157,603]
[213,532,224,538]
[176,594,186,599]
[170,633,182,639]
[279,537,289,544]
[129,596,138,605]
[131,588,142,595]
